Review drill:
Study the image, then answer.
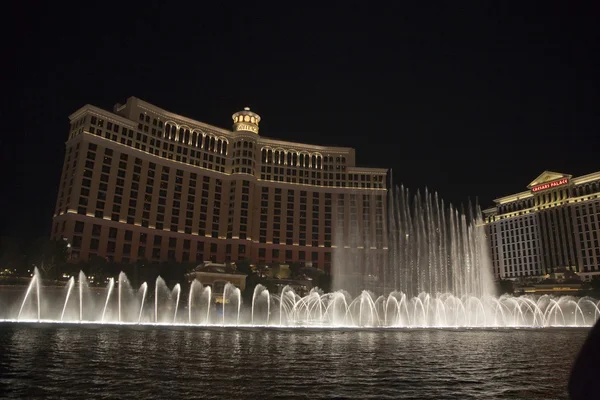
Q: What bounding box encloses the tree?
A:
[254,263,269,278]
[88,255,107,279]
[0,236,25,275]
[591,276,600,296]
[496,279,514,296]
[315,273,332,293]
[289,262,304,278]
[235,258,252,275]
[27,238,68,280]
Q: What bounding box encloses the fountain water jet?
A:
[3,271,598,327]
[138,282,148,324]
[17,267,41,321]
[78,271,86,321]
[60,277,75,321]
[101,278,114,322]
[172,284,181,323]
[252,284,270,325]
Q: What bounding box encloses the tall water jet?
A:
[101,278,115,322]
[252,284,270,325]
[60,277,75,321]
[223,283,242,326]
[138,282,148,324]
[188,280,200,324]
[118,271,126,322]
[204,285,212,324]
[279,286,296,326]
[18,267,41,321]
[189,282,212,325]
[78,271,86,321]
[334,185,493,298]
[172,283,181,323]
[155,276,161,323]
[154,276,180,324]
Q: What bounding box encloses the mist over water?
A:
[333,185,493,297]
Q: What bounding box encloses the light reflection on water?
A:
[0,325,588,399]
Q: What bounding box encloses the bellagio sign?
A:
[531,178,569,193]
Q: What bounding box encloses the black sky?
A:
[3,2,599,244]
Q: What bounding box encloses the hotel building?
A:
[51,97,389,277]
[483,171,600,282]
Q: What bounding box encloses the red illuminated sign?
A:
[531,178,569,193]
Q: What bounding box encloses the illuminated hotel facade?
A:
[51,97,389,276]
[483,171,600,282]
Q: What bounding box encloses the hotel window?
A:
[74,221,84,233]
[90,238,99,251]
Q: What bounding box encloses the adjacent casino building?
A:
[51,97,389,275]
[483,171,600,282]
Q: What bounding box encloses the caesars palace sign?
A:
[531,178,569,193]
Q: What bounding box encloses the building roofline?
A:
[493,190,533,205]
[572,171,600,185]
[347,166,389,174]
[130,96,362,153]
[69,104,137,127]
[258,136,354,153]
[131,97,232,135]
[493,170,600,204]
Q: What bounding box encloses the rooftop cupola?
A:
[232,107,260,134]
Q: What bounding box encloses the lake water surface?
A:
[0,324,589,399]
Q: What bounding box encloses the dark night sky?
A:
[2,2,599,245]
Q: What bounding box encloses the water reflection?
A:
[0,325,589,399]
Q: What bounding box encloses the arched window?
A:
[210,136,215,151]
[222,141,228,155]
[204,135,210,149]
[217,139,222,153]
[170,125,177,141]
[262,149,267,163]
[267,150,272,163]
[287,152,292,165]
[311,155,316,168]
[184,129,190,144]
[192,132,197,147]
[293,153,298,166]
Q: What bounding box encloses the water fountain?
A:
[6,269,599,327]
[3,186,598,329]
